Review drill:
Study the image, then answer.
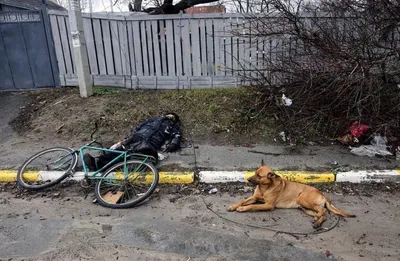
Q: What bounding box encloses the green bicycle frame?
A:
[79,145,129,180]
[77,141,153,181]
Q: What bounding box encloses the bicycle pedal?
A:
[92,198,98,203]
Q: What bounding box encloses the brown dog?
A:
[228,160,356,228]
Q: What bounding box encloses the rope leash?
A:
[201,197,341,237]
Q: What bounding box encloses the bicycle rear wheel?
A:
[17,147,78,190]
[94,159,159,209]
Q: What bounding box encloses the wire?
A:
[201,196,341,237]
[89,119,99,140]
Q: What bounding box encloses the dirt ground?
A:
[9,87,275,147]
[0,182,399,261]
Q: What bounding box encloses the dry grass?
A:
[10,87,276,146]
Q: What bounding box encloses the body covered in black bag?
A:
[83,113,181,171]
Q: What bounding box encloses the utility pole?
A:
[68,0,93,98]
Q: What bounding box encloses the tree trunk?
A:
[141,0,219,14]
[129,0,143,11]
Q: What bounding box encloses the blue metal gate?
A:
[0,10,59,90]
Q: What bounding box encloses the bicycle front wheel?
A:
[94,160,159,209]
[17,147,78,190]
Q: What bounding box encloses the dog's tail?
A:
[325,198,356,218]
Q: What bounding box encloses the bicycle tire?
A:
[94,159,159,209]
[17,147,78,190]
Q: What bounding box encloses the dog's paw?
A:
[228,205,237,212]
[236,206,247,212]
[312,223,321,229]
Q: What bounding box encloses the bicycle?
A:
[16,122,159,209]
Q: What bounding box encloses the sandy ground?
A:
[0,182,399,261]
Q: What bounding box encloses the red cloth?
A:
[350,121,369,138]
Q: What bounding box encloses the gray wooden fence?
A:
[48,11,267,89]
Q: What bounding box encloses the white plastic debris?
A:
[350,135,392,157]
[279,131,287,142]
[282,94,292,106]
[208,188,218,194]
[158,153,167,161]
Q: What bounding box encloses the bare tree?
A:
[125,0,220,14]
[51,0,69,8]
[237,0,400,144]
[50,0,88,11]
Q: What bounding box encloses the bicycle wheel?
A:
[94,159,159,209]
[17,147,78,190]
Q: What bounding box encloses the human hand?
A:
[110,142,122,150]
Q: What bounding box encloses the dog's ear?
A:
[261,159,265,166]
[267,172,278,178]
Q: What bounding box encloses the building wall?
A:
[0,4,26,11]
[186,5,226,14]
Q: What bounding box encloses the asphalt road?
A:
[0,183,399,261]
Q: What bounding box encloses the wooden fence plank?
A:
[145,20,155,76]
[110,20,122,75]
[231,17,239,72]
[118,19,130,78]
[127,21,136,76]
[199,19,207,76]
[181,19,191,77]
[140,21,149,75]
[82,16,98,75]
[159,20,168,76]
[64,17,76,73]
[49,15,66,75]
[257,37,265,76]
[132,20,143,76]
[206,19,214,76]
[239,18,246,73]
[250,19,258,80]
[224,17,232,76]
[213,18,223,76]
[151,20,162,76]
[243,19,250,79]
[190,19,201,76]
[94,19,107,75]
[57,15,74,75]
[165,20,175,76]
[173,19,183,76]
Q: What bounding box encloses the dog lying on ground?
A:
[228,160,356,228]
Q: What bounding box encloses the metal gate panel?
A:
[0,30,14,89]
[0,22,35,89]
[0,10,59,90]
[21,21,54,87]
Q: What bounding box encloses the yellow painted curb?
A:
[159,172,194,184]
[0,170,39,182]
[0,170,194,184]
[245,171,335,183]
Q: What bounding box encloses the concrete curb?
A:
[198,170,400,183]
[0,170,194,184]
[1,169,400,184]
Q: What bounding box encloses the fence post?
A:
[68,0,93,98]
